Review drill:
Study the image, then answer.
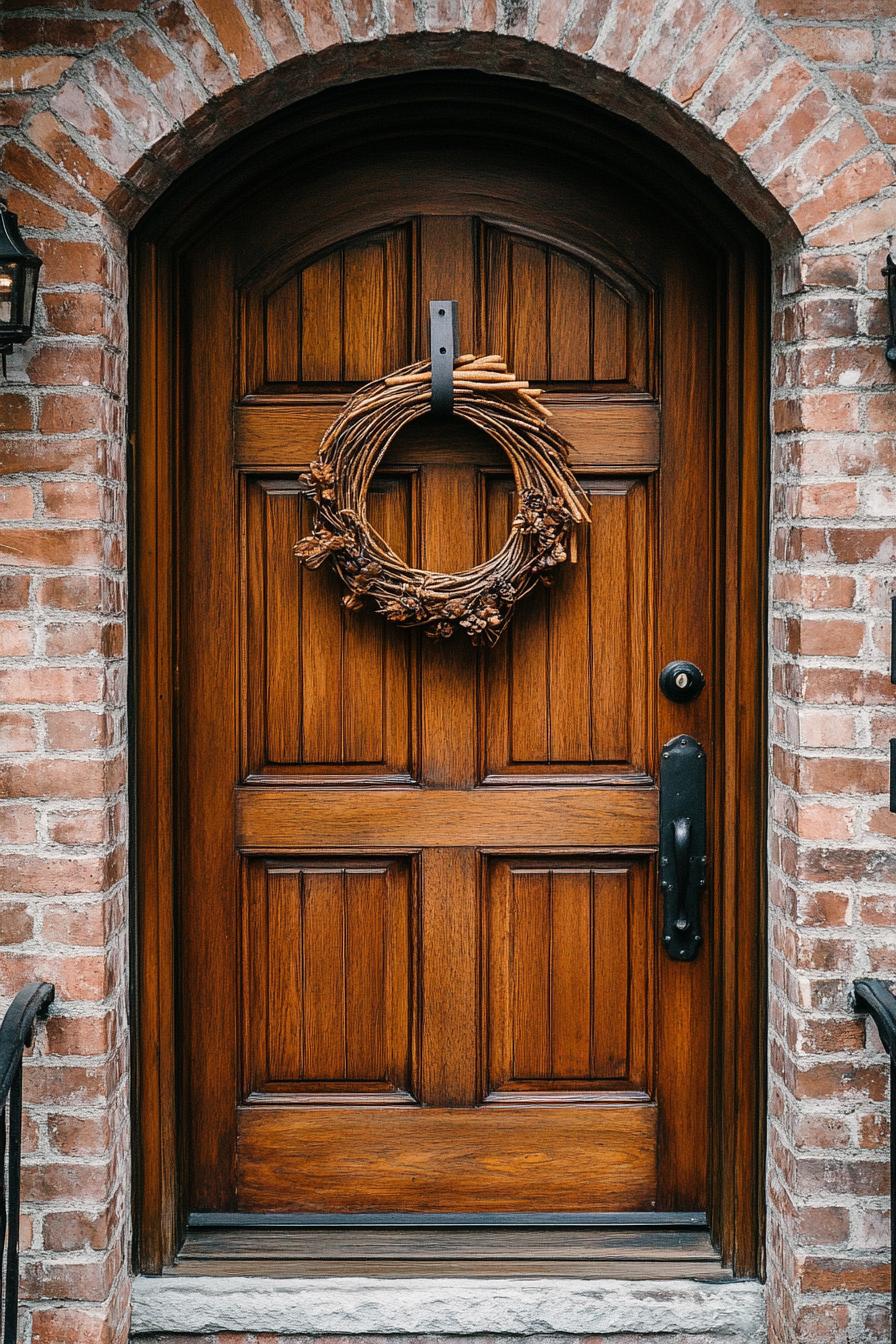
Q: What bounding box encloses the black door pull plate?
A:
[660,734,707,961]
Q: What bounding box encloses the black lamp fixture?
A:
[884,241,896,368]
[0,200,41,377]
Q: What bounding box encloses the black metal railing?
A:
[854,977,896,1344]
[0,982,54,1344]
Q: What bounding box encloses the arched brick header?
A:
[1,4,895,1344]
[4,6,895,238]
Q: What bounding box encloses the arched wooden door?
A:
[134,75,767,1271]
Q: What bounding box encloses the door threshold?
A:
[169,1217,731,1280]
[132,1274,764,1338]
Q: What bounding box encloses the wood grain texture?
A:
[235,786,658,851]
[484,477,650,778]
[233,401,660,470]
[244,476,414,779]
[171,1224,731,1280]
[132,75,768,1271]
[484,860,650,1096]
[242,859,415,1100]
[237,1105,657,1212]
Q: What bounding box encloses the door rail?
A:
[854,977,896,1344]
[0,982,54,1344]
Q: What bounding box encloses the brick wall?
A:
[0,2,895,1341]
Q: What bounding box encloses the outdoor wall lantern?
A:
[0,200,41,377]
[885,244,896,367]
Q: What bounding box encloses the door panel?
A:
[484,477,651,778]
[242,858,416,1102]
[484,859,651,1098]
[180,142,716,1217]
[245,476,415,779]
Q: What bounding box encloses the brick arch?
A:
[7,5,894,243]
[1,6,895,1344]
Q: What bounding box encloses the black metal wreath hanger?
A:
[429,299,459,415]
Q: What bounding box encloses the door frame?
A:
[129,71,769,1278]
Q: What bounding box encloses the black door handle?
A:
[660,735,707,961]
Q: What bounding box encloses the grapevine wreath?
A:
[294,353,590,646]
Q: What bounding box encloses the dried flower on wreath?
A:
[295,354,590,646]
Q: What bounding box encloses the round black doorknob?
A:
[659,660,705,703]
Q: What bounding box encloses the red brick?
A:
[0,54,75,90]
[0,142,98,217]
[42,291,107,338]
[31,1305,114,1344]
[4,183,68,231]
[153,1,235,95]
[26,110,120,204]
[0,804,36,844]
[45,1009,113,1056]
[241,0,303,60]
[667,3,746,105]
[38,240,110,291]
[780,24,875,63]
[724,61,813,155]
[0,16,124,49]
[116,29,203,123]
[0,754,125,801]
[41,479,106,521]
[784,616,864,657]
[43,1203,115,1251]
[0,853,111,896]
[192,0,267,79]
[43,894,120,946]
[0,391,33,432]
[37,574,104,612]
[0,710,37,753]
[0,903,34,945]
[0,526,104,570]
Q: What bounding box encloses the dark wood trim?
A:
[130,70,769,1278]
[169,1222,731,1280]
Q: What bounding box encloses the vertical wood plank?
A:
[593,278,629,382]
[341,482,388,765]
[383,227,411,372]
[550,869,592,1078]
[302,869,347,1079]
[344,239,386,381]
[344,867,387,1081]
[509,238,548,381]
[591,869,630,1079]
[549,252,592,381]
[511,869,551,1080]
[419,464,477,788]
[300,545,344,763]
[419,848,479,1106]
[418,217,478,355]
[266,872,304,1080]
[589,488,632,762]
[300,253,342,382]
[264,488,302,764]
[264,275,299,383]
[385,859,414,1093]
[548,523,592,762]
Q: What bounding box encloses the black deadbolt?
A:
[659,660,705,703]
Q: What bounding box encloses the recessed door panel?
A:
[245,475,416,780]
[484,858,651,1099]
[242,858,416,1103]
[484,477,651,779]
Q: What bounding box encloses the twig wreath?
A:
[295,353,590,645]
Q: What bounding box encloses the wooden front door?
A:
[153,102,764,1232]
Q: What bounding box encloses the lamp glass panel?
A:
[0,262,16,328]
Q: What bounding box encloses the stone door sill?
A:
[130,1274,766,1338]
